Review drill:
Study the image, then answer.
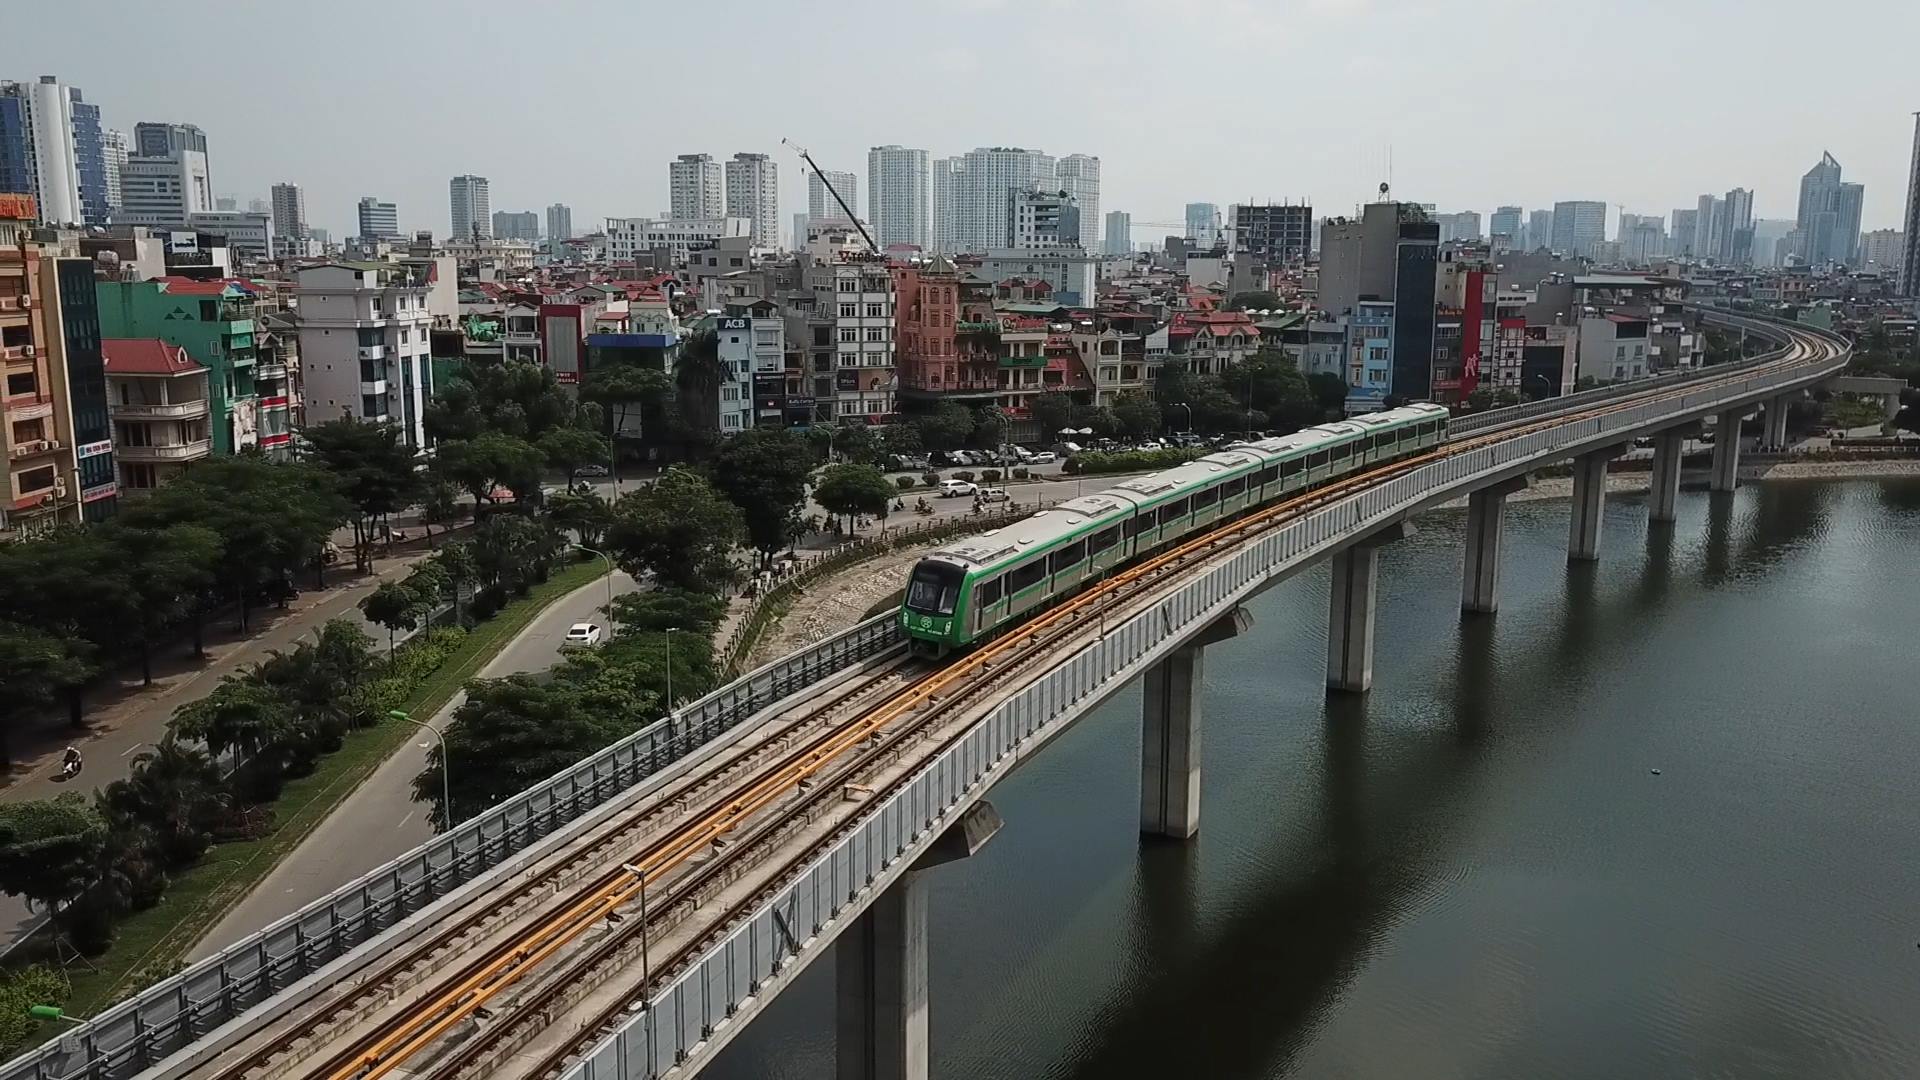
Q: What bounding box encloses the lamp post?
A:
[1173,401,1193,434]
[389,709,451,829]
[1527,373,1554,400]
[571,543,616,634]
[663,626,680,719]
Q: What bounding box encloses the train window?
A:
[905,561,964,615]
[1258,466,1280,485]
[1048,540,1087,575]
[1158,498,1190,526]
[1307,451,1328,470]
[1007,559,1047,594]
[1124,514,1149,537]
[1193,486,1219,508]
[1089,525,1121,554]
[1222,477,1246,498]
[975,577,1003,607]
[1280,459,1304,478]
[1330,441,1351,460]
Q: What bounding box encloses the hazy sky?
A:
[17,0,1920,241]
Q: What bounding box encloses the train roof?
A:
[933,500,1121,568]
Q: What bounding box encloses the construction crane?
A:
[780,138,877,254]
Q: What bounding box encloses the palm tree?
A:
[99,739,228,866]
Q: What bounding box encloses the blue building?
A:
[0,78,112,226]
[1343,300,1395,414]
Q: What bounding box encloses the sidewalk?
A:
[0,549,432,952]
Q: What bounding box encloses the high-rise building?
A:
[1618,214,1666,263]
[1526,209,1553,252]
[1797,152,1863,265]
[449,174,491,239]
[1230,202,1313,263]
[1859,228,1906,274]
[291,262,436,448]
[546,203,572,249]
[1104,210,1132,256]
[119,122,213,228]
[1008,188,1081,250]
[669,153,724,221]
[1186,202,1220,246]
[1433,210,1482,244]
[1719,187,1754,264]
[1902,113,1920,296]
[357,196,400,240]
[868,145,930,250]
[270,182,307,252]
[724,152,778,247]
[1489,206,1523,247]
[1670,208,1698,257]
[791,212,809,250]
[0,78,113,226]
[102,128,125,215]
[1551,200,1606,258]
[807,169,858,223]
[934,147,1056,252]
[214,195,237,211]
[491,209,539,241]
[1056,154,1101,251]
[1749,218,1795,268]
[0,197,84,533]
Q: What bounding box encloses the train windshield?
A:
[905,561,963,616]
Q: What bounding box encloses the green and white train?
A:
[899,403,1451,656]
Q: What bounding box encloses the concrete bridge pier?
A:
[1711,408,1744,492]
[1568,445,1627,563]
[836,802,1002,1080]
[1764,395,1792,450]
[1460,475,1531,615]
[1140,606,1254,840]
[1648,422,1698,524]
[1326,522,1412,694]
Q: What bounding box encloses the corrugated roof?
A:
[103,338,204,376]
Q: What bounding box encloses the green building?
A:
[96,278,263,456]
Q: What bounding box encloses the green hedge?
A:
[1062,447,1206,475]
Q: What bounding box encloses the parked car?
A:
[561,622,604,648]
[1028,450,1057,465]
[939,479,978,498]
[978,487,1010,504]
[574,463,609,477]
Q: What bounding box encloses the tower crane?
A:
[780,138,877,254]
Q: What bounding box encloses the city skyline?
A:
[13,1,1918,243]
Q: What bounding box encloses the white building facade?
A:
[867,144,930,250]
[292,261,437,448]
[270,182,306,254]
[357,197,399,240]
[449,174,491,239]
[604,216,750,262]
[546,203,572,249]
[1056,153,1101,252]
[807,169,858,223]
[724,153,778,247]
[669,153,723,220]
[186,210,273,264]
[119,124,213,229]
[934,146,1055,252]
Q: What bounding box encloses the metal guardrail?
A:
[1448,305,1800,437]
[1,615,903,1080]
[559,316,1848,1080]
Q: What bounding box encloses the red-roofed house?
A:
[104,339,212,491]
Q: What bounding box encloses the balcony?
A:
[115,439,212,463]
[358,344,386,361]
[7,438,61,459]
[4,397,51,421]
[112,399,210,420]
[253,361,288,381]
[360,380,388,396]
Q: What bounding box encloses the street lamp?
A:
[662,626,680,717]
[389,709,451,829]
[1526,373,1555,400]
[1173,401,1193,434]
[571,543,616,633]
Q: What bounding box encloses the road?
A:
[188,568,637,959]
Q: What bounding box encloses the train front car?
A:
[900,555,971,657]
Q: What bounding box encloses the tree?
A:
[912,403,976,452]
[430,543,479,624]
[879,424,924,459]
[1031,392,1076,435]
[360,581,422,653]
[710,429,812,567]
[545,489,613,550]
[582,364,675,453]
[97,739,227,867]
[609,588,728,636]
[432,432,546,509]
[537,426,609,481]
[966,406,1008,451]
[1110,392,1163,437]
[1083,407,1121,438]
[1221,348,1318,433]
[605,469,743,593]
[813,464,896,530]
[0,527,134,725]
[0,623,89,767]
[426,359,584,445]
[469,514,565,594]
[301,418,423,567]
[1307,372,1347,415]
[106,523,220,685]
[1226,290,1284,312]
[0,795,106,932]
[419,480,465,548]
[170,677,293,771]
[414,676,636,829]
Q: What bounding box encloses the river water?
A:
[709,478,1920,1080]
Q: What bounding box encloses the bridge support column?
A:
[1461,475,1530,615]
[1647,422,1698,524]
[1568,445,1627,563]
[1140,607,1253,840]
[1326,522,1411,694]
[836,803,1001,1080]
[1764,395,1791,450]
[1711,409,1743,492]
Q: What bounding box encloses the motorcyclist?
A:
[59,745,82,780]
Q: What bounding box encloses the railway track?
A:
[211,323,1839,1080]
